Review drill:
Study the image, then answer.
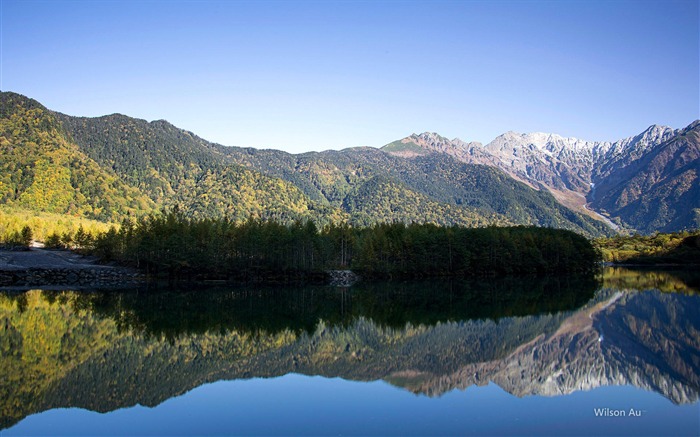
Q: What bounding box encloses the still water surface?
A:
[1,268,698,436]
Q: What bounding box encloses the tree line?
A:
[39,210,598,282]
[595,231,700,265]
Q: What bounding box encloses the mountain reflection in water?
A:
[1,268,698,431]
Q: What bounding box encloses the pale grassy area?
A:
[0,206,114,242]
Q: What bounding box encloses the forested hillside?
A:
[219,145,611,235]
[0,93,154,222]
[55,110,344,223]
[595,230,700,264]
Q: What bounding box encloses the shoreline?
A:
[4,249,697,290]
[605,262,700,268]
[0,248,144,288]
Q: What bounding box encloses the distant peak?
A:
[499,130,524,140]
[414,132,450,142]
[640,124,673,136]
[620,124,676,150]
[150,119,177,128]
[383,131,476,157]
[644,123,671,130]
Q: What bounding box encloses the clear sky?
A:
[1,0,698,153]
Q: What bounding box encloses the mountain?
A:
[216,145,610,234]
[0,91,611,235]
[589,121,700,232]
[0,92,155,222]
[2,90,693,234]
[384,123,699,233]
[54,111,345,223]
[1,92,344,224]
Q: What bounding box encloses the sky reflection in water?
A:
[8,377,699,437]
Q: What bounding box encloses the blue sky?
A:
[2,0,698,153]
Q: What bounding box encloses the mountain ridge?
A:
[383,121,698,233]
[1,91,696,234]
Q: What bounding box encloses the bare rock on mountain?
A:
[382,121,699,233]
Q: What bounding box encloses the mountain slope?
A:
[0,92,155,222]
[341,175,502,227]
[52,102,346,223]
[47,92,611,234]
[589,121,700,232]
[384,123,699,233]
[220,144,611,235]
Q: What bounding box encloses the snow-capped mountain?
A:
[383,121,699,233]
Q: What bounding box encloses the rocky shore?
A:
[0,249,360,288]
[0,249,144,288]
[327,269,360,287]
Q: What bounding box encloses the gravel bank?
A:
[0,249,144,288]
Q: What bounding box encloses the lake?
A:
[1,268,698,436]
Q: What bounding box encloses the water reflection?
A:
[68,275,598,338]
[602,266,700,295]
[1,269,698,431]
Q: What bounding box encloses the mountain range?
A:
[384,124,699,233]
[1,91,697,235]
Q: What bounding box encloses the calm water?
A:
[1,268,698,436]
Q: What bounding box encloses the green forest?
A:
[35,210,600,282]
[0,206,112,245]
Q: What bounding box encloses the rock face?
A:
[382,122,699,233]
[589,121,700,232]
